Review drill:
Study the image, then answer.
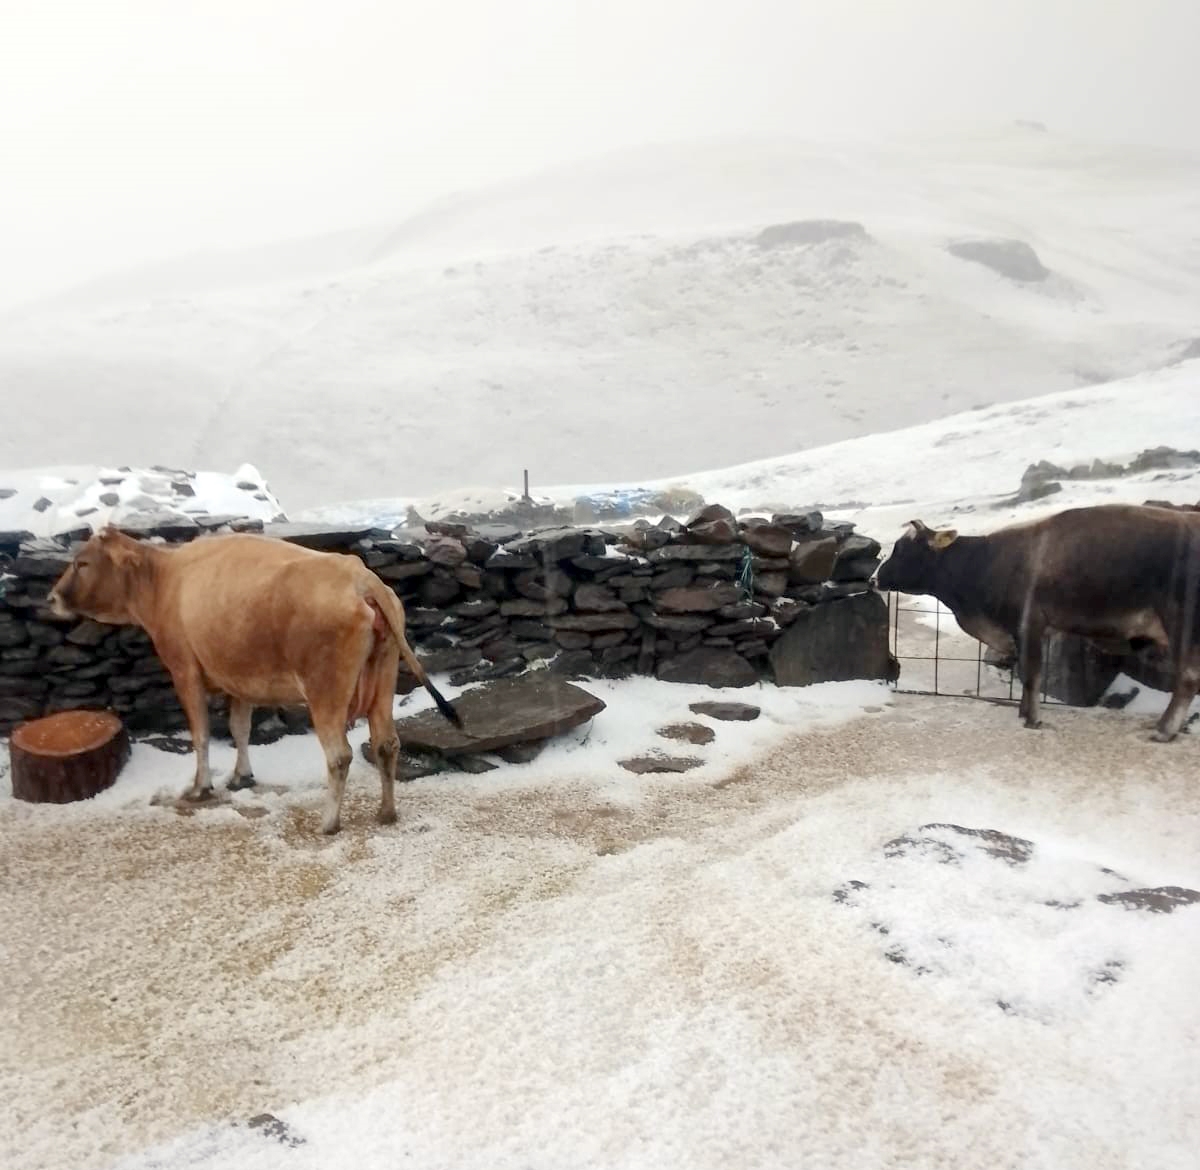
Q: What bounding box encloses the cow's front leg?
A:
[1017,626,1045,729]
[225,698,257,789]
[173,667,214,800]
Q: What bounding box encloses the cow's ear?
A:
[931,528,958,550]
[906,519,929,537]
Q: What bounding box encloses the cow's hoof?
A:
[226,772,256,791]
[320,819,341,835]
[1023,720,1044,730]
[377,808,398,826]
[181,786,215,803]
[1151,729,1176,743]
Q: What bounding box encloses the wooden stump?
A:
[11,710,130,804]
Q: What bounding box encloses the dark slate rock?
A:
[510,528,593,562]
[717,601,767,621]
[655,583,740,613]
[45,645,94,668]
[548,613,638,632]
[32,497,53,513]
[571,555,634,579]
[752,572,788,598]
[454,564,483,589]
[637,610,713,634]
[419,573,462,608]
[708,618,777,638]
[425,534,468,567]
[402,607,445,630]
[619,754,704,774]
[0,487,15,500]
[684,504,737,545]
[417,646,483,674]
[549,650,597,678]
[739,521,792,557]
[788,537,839,584]
[650,565,696,589]
[261,522,383,549]
[376,561,433,581]
[26,624,65,646]
[657,721,716,746]
[689,701,761,722]
[555,631,592,650]
[767,597,807,625]
[117,512,201,541]
[656,647,758,688]
[500,597,569,618]
[572,584,628,613]
[769,591,891,686]
[831,555,880,582]
[64,620,113,647]
[1042,632,1123,707]
[451,598,498,619]
[1096,887,1200,914]
[772,510,823,535]
[485,548,539,571]
[648,544,741,563]
[0,696,43,723]
[393,674,605,754]
[495,739,548,764]
[13,539,75,577]
[0,623,28,648]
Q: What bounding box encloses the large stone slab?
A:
[769,590,892,686]
[394,674,605,755]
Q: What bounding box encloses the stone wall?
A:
[0,504,892,737]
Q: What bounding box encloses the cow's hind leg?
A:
[1017,624,1046,729]
[368,693,400,825]
[310,700,353,835]
[1153,654,1200,742]
[225,698,256,790]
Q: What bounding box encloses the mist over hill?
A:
[3,130,1198,510]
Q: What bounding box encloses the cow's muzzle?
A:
[47,589,74,620]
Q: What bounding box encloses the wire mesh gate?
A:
[883,591,1063,708]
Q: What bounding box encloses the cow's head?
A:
[49,528,146,624]
[872,520,958,593]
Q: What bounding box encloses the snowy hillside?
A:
[3,130,1199,509]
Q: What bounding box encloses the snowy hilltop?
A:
[2,129,1199,509]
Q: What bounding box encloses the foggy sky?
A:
[3,0,1198,307]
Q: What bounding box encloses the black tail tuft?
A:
[427,682,463,729]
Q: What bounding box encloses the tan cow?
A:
[49,528,461,833]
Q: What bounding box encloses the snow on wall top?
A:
[0,462,285,538]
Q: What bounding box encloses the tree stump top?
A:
[13,710,124,758]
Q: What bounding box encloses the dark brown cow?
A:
[49,528,461,833]
[873,504,1200,738]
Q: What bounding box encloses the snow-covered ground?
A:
[2,130,1199,509]
[2,682,1197,1170]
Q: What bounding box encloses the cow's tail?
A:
[368,583,463,729]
